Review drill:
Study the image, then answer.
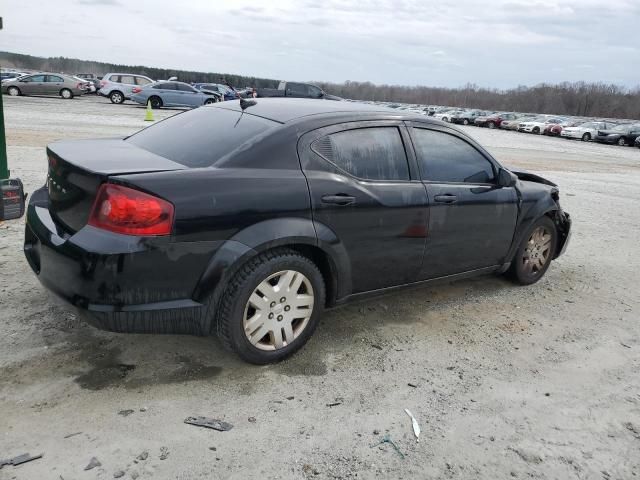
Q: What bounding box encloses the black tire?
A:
[509,216,557,285]
[442,117,449,123]
[109,90,125,104]
[463,119,470,126]
[532,127,540,134]
[215,248,326,364]
[60,88,73,99]
[7,86,21,96]
[488,121,496,129]
[204,98,216,105]
[617,137,627,146]
[581,132,591,142]
[149,96,163,109]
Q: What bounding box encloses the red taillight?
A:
[88,184,174,236]
[131,86,142,94]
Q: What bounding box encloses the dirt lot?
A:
[1,95,639,480]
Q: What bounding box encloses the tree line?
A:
[2,51,639,119]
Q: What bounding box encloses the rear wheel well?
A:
[284,244,337,308]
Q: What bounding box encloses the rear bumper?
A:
[23,187,221,335]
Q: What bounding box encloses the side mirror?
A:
[497,168,517,188]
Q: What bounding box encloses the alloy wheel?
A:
[522,226,552,276]
[8,87,19,96]
[243,270,315,351]
[618,137,626,146]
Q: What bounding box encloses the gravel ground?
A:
[1,95,639,480]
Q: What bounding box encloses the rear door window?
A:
[47,75,64,82]
[176,83,197,92]
[412,128,496,184]
[312,127,410,181]
[153,83,176,90]
[24,75,46,82]
[120,75,136,85]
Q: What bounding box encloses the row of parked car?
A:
[425,106,640,148]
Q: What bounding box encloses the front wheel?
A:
[109,91,124,104]
[463,119,470,126]
[488,121,496,129]
[204,98,216,105]
[509,216,557,285]
[215,249,326,364]
[532,127,540,134]
[60,88,73,99]
[148,96,162,109]
[618,137,627,146]
[7,86,21,96]
[581,133,591,142]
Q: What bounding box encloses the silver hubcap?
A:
[113,93,122,102]
[243,270,314,351]
[62,90,71,98]
[522,226,552,275]
[8,88,18,96]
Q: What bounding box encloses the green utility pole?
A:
[0,16,8,179]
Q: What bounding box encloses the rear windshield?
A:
[126,107,278,167]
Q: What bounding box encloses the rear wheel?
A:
[463,119,470,125]
[149,96,163,109]
[442,117,449,123]
[109,91,124,104]
[204,98,216,105]
[509,216,557,285]
[60,88,73,99]
[488,121,496,129]
[215,249,325,364]
[618,137,627,146]
[581,132,591,142]
[7,86,20,96]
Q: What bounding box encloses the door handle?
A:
[434,194,457,204]
[321,194,356,206]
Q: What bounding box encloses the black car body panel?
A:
[24,98,571,336]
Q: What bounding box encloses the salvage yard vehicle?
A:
[99,72,154,104]
[256,81,341,100]
[1,72,86,99]
[450,109,490,126]
[560,121,616,141]
[23,98,571,364]
[594,123,640,146]
[193,83,236,101]
[518,116,566,134]
[130,81,219,108]
[474,112,518,129]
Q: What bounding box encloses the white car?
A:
[433,109,463,123]
[560,121,616,142]
[518,117,566,134]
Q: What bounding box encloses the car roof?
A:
[210,97,402,123]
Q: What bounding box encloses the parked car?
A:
[475,112,518,129]
[450,110,489,126]
[76,73,101,92]
[130,81,219,108]
[501,115,535,131]
[561,121,617,142]
[594,124,640,146]
[193,83,236,101]
[518,117,566,134]
[544,120,576,136]
[256,81,341,100]
[432,108,462,123]
[2,73,86,99]
[73,76,95,94]
[99,73,154,104]
[1,71,27,82]
[23,98,571,364]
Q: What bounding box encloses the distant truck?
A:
[256,81,341,100]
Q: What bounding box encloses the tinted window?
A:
[136,76,151,85]
[412,128,495,183]
[127,107,278,168]
[23,75,46,82]
[153,82,176,90]
[307,85,322,98]
[120,75,135,85]
[47,75,63,82]
[314,127,409,181]
[286,83,307,96]
[176,83,196,92]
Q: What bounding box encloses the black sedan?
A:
[24,98,571,364]
[594,123,640,146]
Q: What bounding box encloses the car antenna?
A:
[234,98,257,127]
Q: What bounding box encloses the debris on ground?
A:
[0,452,43,469]
[184,416,234,431]
[84,457,101,470]
[118,409,135,417]
[136,451,148,461]
[404,409,421,443]
[113,470,125,478]
[63,432,82,438]
[248,417,256,423]
[159,447,169,460]
[407,383,418,388]
[326,402,342,407]
[371,435,405,459]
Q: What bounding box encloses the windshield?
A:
[126,106,279,168]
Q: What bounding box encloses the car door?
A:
[153,82,177,106]
[299,121,429,293]
[175,83,201,106]
[118,75,137,97]
[19,74,47,94]
[407,123,518,279]
[45,75,64,95]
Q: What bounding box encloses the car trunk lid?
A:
[47,138,186,233]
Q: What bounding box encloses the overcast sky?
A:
[2,0,639,88]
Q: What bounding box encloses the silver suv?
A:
[99,73,154,104]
